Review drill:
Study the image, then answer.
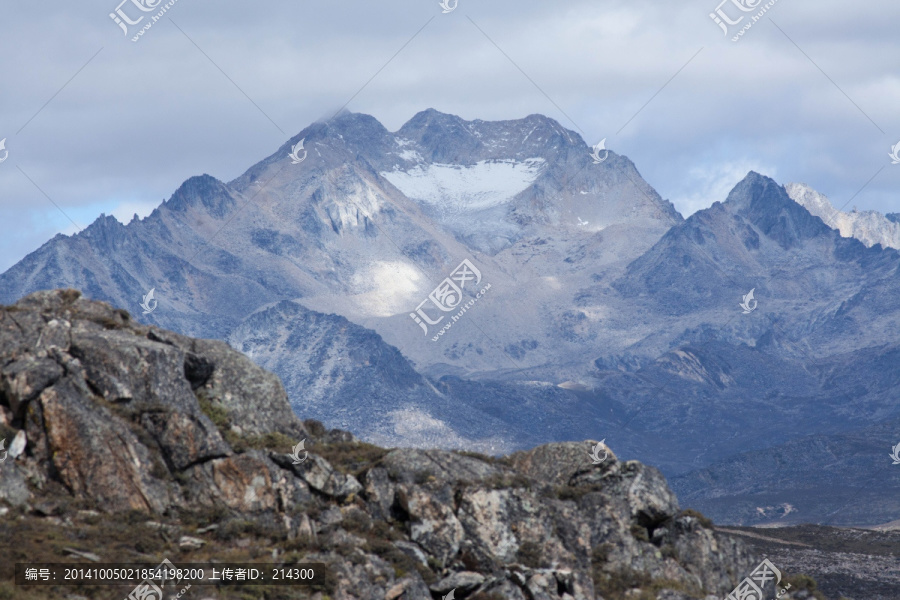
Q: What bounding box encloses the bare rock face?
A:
[0,290,775,599]
[0,289,309,514]
[36,377,174,513]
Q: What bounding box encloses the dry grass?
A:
[0,502,335,600]
[313,440,389,478]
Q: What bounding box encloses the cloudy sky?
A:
[0,0,897,272]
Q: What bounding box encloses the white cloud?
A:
[109,199,160,225]
[672,160,779,217]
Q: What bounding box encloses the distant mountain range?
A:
[2,109,898,526]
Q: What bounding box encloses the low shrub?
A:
[678,508,714,529]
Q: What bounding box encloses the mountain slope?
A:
[226,299,520,452]
[671,415,900,527]
[612,172,900,357]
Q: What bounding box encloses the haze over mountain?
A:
[1,110,898,526]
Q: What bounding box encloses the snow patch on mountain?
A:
[381,158,546,213]
[347,260,425,318]
[786,182,900,250]
[398,149,423,162]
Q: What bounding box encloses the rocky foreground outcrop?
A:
[0,290,815,599]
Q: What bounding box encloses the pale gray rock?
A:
[293,454,362,499]
[429,570,485,593]
[178,535,206,549]
[786,182,900,250]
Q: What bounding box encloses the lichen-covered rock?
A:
[0,289,309,515]
[36,377,174,512]
[291,454,363,499]
[183,451,309,512]
[399,483,465,566]
[1,356,64,417]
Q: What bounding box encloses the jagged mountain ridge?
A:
[0,110,680,373]
[0,109,688,451]
[786,182,900,250]
[611,172,900,357]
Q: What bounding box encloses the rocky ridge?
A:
[785,182,900,250]
[0,290,822,600]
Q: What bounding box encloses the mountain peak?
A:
[277,111,388,156]
[400,108,466,131]
[323,110,387,135]
[78,214,128,248]
[722,171,775,206]
[164,174,235,218]
[395,110,581,165]
[724,171,830,249]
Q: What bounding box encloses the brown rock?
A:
[1,356,64,418]
[185,452,282,512]
[38,379,172,513]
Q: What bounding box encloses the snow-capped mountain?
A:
[786,182,900,250]
[2,110,900,525]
